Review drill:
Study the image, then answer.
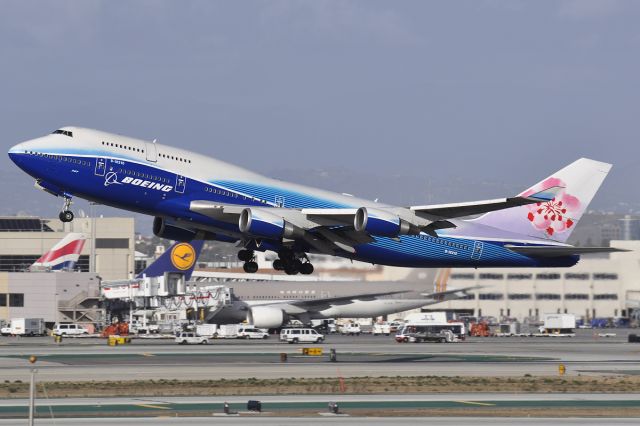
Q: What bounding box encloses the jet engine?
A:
[153,217,197,242]
[239,208,303,240]
[354,207,420,237]
[247,306,287,329]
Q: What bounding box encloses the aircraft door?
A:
[175,175,186,194]
[94,158,106,176]
[145,142,158,162]
[471,241,484,260]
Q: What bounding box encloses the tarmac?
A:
[1,330,639,382]
[1,330,640,421]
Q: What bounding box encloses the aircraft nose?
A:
[7,142,26,165]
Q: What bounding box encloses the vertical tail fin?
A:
[473,158,612,243]
[31,233,86,271]
[137,240,204,280]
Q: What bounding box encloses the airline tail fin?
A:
[473,158,612,243]
[31,233,86,271]
[137,240,204,281]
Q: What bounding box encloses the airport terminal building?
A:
[430,240,640,321]
[0,216,135,280]
[0,216,134,325]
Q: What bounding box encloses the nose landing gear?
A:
[238,249,258,273]
[59,197,74,223]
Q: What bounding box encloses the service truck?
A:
[539,314,576,336]
[6,318,45,336]
[215,324,241,338]
[195,324,218,337]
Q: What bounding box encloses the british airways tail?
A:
[31,233,86,271]
[136,240,204,280]
[473,158,612,243]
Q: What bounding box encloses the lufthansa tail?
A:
[137,240,204,280]
[473,158,612,243]
[31,233,86,271]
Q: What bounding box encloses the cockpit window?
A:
[52,129,73,137]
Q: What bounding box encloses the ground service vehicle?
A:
[280,328,324,344]
[237,327,269,339]
[396,322,465,343]
[339,323,361,335]
[195,324,218,337]
[53,323,89,336]
[539,314,576,335]
[7,318,46,336]
[373,323,391,336]
[175,332,209,345]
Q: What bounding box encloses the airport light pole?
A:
[28,355,37,426]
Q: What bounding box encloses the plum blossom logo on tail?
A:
[522,177,580,237]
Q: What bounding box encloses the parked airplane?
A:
[206,269,477,328]
[30,232,86,271]
[101,240,204,317]
[9,127,622,275]
[137,239,204,281]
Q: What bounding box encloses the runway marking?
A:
[140,353,155,357]
[135,403,171,410]
[454,400,495,406]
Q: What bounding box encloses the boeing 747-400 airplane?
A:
[8,127,622,274]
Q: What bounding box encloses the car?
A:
[280,328,324,344]
[53,323,89,336]
[175,332,209,345]
[237,327,269,339]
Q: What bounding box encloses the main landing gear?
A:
[58,197,74,223]
[238,249,315,275]
[272,250,314,275]
[238,249,258,273]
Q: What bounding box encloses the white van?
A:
[53,323,89,336]
[280,328,324,344]
[175,332,209,345]
[238,327,269,339]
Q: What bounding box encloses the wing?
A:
[186,186,562,253]
[505,245,629,257]
[410,186,563,220]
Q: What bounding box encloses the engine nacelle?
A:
[239,208,303,240]
[153,217,197,242]
[248,306,286,329]
[354,207,420,237]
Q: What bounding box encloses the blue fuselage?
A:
[8,129,578,269]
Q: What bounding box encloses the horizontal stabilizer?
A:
[505,245,629,257]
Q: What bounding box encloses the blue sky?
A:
[1,0,638,219]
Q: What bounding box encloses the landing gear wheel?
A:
[299,263,314,275]
[284,262,299,275]
[272,259,285,271]
[243,261,258,273]
[59,210,74,223]
[238,249,254,262]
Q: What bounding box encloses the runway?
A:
[1,331,639,382]
[1,418,639,426]
[1,394,639,422]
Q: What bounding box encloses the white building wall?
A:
[427,240,640,321]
